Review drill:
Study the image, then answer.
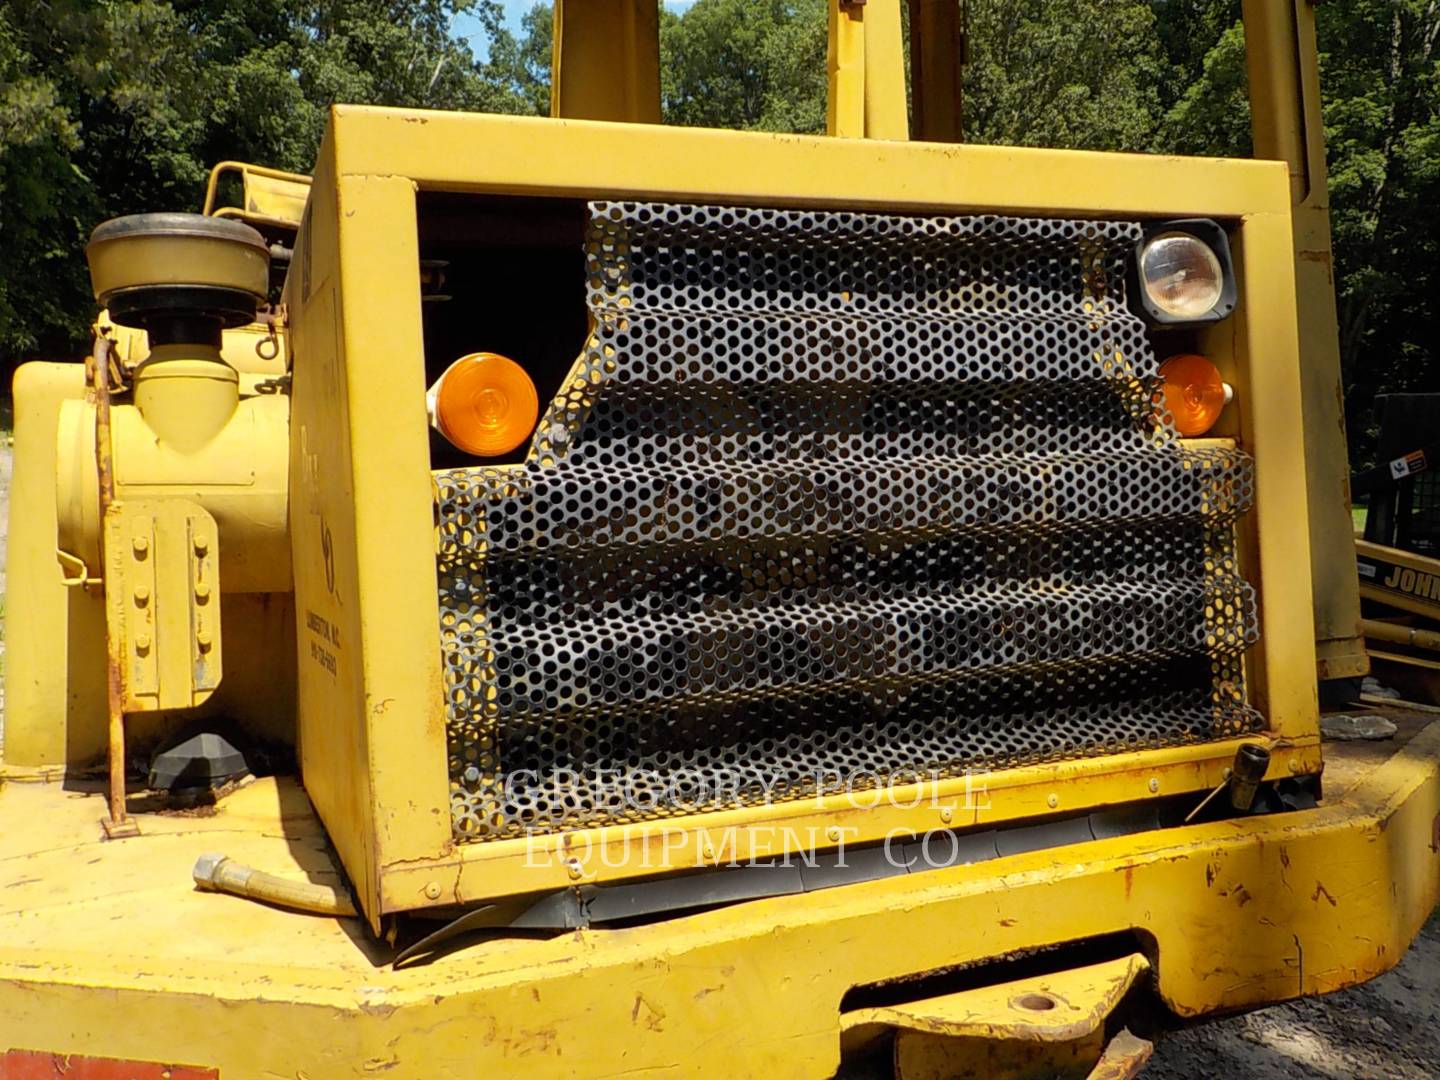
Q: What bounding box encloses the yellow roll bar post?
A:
[1242,0,1369,684]
[908,0,966,142]
[827,0,908,140]
[551,0,662,123]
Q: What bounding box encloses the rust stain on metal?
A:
[1220,883,1252,907]
[1,1050,217,1078]
[92,334,133,838]
[630,992,666,1032]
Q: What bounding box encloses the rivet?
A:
[1148,778,1160,794]
[195,582,212,602]
[566,858,583,880]
[196,628,213,652]
[194,536,209,556]
[133,586,150,606]
[939,807,953,824]
[423,882,443,900]
[134,633,151,653]
[132,535,149,557]
[826,826,841,842]
[1046,793,1059,809]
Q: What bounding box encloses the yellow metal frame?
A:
[1243,0,1369,681]
[551,0,661,123]
[282,105,1320,926]
[1,723,1435,1078]
[1357,538,1440,621]
[202,160,312,229]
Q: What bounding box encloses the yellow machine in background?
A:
[1,3,1433,1078]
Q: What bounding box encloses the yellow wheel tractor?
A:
[1,4,1436,1079]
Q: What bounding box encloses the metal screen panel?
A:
[436,202,1260,841]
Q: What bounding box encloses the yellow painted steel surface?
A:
[844,954,1151,1079]
[1243,0,1369,682]
[101,499,222,712]
[203,160,313,228]
[826,0,908,139]
[909,0,966,142]
[6,338,294,771]
[843,954,1151,1044]
[280,105,1321,925]
[55,381,291,594]
[1357,538,1440,621]
[1,724,1436,1078]
[551,0,661,123]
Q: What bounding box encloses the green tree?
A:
[962,0,1167,151]
[1158,1,1440,456]
[488,3,553,117]
[1317,0,1440,438]
[660,0,826,132]
[0,0,521,374]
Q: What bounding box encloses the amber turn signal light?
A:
[1157,354,1233,437]
[432,352,539,457]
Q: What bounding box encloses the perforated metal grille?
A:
[436,202,1260,842]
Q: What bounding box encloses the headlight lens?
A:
[1139,232,1225,319]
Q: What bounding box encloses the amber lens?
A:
[435,352,539,457]
[1158,354,1227,437]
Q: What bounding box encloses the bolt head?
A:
[193,536,210,556]
[132,535,149,556]
[134,633,151,653]
[566,858,583,880]
[423,882,443,900]
[1148,778,1161,794]
[194,583,212,601]
[939,807,953,824]
[196,629,213,651]
[133,586,150,605]
[192,852,227,886]
[1046,793,1059,809]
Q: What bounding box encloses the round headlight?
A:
[1139,232,1224,319]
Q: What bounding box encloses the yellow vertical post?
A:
[909,0,965,142]
[1243,0,1369,682]
[551,0,661,123]
[828,0,867,137]
[864,0,909,140]
[829,0,908,140]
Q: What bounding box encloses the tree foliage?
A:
[2,0,1437,461]
[0,0,534,361]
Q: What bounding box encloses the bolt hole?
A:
[1014,993,1057,1012]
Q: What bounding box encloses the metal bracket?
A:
[103,499,223,712]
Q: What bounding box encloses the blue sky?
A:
[454,1,697,55]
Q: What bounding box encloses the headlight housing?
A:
[1127,219,1236,325]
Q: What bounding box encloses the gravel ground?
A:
[0,396,1436,1076]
